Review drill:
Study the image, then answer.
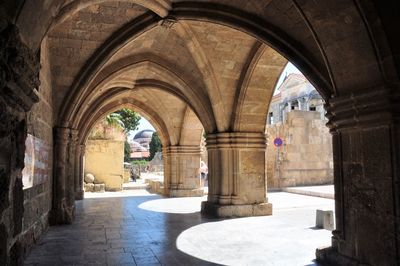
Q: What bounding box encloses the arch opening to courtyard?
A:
[0,1,399,265]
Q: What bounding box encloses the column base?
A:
[201,201,272,218]
[169,188,204,197]
[75,190,84,200]
[316,246,359,266]
[49,201,75,225]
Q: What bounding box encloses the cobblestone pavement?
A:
[25,191,333,266]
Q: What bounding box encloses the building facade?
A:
[266,74,333,188]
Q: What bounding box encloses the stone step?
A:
[282,186,334,199]
[122,182,149,190]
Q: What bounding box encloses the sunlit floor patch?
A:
[138,196,208,214]
[176,193,334,266]
[84,189,155,198]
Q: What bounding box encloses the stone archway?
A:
[1,1,399,265]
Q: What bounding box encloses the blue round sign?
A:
[273,137,283,147]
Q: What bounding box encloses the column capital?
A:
[326,84,400,131]
[206,132,267,150]
[54,127,71,143]
[163,145,202,155]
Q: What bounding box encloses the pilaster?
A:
[201,132,272,217]
[50,127,75,225]
[75,144,85,200]
[163,145,203,197]
[317,85,400,266]
[0,22,40,265]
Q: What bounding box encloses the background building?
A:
[268,74,325,125]
[266,74,333,189]
[129,129,154,160]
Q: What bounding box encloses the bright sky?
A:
[274,62,302,93]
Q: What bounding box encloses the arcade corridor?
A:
[1,1,400,265]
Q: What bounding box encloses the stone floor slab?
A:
[25,190,333,265]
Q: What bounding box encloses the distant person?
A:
[200,160,208,187]
[130,167,136,182]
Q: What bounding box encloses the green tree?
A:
[105,113,124,129]
[149,132,162,161]
[124,140,131,162]
[104,109,141,161]
[114,108,141,133]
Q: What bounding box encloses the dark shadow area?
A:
[24,194,224,265]
[308,226,324,230]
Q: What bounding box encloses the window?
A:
[309,106,316,111]
[268,112,274,124]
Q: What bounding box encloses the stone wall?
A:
[85,140,124,191]
[21,37,54,256]
[266,110,333,188]
[0,21,41,264]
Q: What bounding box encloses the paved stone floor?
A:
[25,190,334,266]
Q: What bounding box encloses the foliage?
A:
[131,160,148,166]
[105,113,124,130]
[124,140,131,162]
[114,108,141,133]
[149,132,162,161]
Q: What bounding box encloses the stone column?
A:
[201,132,272,217]
[50,127,75,225]
[163,146,203,197]
[75,144,85,200]
[316,88,400,266]
[68,130,78,203]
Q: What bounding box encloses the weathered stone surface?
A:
[84,183,94,192]
[93,184,102,192]
[163,146,203,197]
[315,209,334,231]
[85,140,124,191]
[84,173,95,184]
[266,111,333,189]
[201,201,272,218]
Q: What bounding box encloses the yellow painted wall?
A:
[85,139,124,191]
[123,169,131,183]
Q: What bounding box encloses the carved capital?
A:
[326,84,400,131]
[70,129,78,143]
[54,127,71,144]
[206,132,267,150]
[163,145,202,156]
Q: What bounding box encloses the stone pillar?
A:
[163,146,203,197]
[74,144,85,200]
[316,88,400,266]
[201,132,272,217]
[69,130,78,203]
[0,23,40,265]
[50,127,75,225]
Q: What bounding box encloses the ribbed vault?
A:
[76,87,205,148]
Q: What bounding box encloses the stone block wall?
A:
[266,110,333,189]
[21,37,53,257]
[84,140,124,191]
